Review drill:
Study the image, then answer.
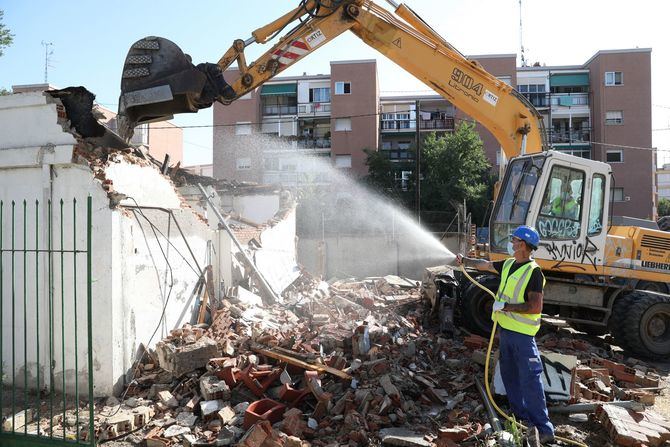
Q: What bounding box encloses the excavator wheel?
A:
[612,290,670,359]
[636,280,669,294]
[460,275,499,336]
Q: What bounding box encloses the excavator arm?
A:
[117,0,547,158]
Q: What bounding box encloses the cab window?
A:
[536,166,584,239]
[588,174,605,236]
[490,156,544,252]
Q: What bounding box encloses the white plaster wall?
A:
[298,233,458,280]
[232,194,280,224]
[255,208,300,294]
[0,162,113,398]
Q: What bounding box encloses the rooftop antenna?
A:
[518,0,527,67]
[41,41,54,83]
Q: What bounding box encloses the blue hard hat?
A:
[511,225,540,249]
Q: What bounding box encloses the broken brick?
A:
[244,399,287,430]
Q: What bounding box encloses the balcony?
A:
[419,117,455,131]
[550,128,591,145]
[520,93,549,108]
[262,105,298,116]
[550,93,589,107]
[381,119,415,132]
[298,103,331,115]
[297,138,331,149]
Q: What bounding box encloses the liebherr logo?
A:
[449,68,483,102]
[641,260,670,271]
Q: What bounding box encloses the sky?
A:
[1,0,669,166]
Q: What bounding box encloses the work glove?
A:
[492,301,505,313]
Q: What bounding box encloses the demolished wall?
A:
[0,90,219,397]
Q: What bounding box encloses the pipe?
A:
[196,183,280,304]
[475,375,503,432]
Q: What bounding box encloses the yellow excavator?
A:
[117,0,670,358]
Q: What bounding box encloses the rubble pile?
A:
[7,274,670,446]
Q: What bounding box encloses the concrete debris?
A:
[155,334,220,377]
[9,272,670,445]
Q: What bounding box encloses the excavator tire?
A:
[636,280,669,294]
[460,275,499,336]
[609,293,633,351]
[613,290,670,359]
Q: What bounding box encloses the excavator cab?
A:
[489,150,611,272]
[117,36,233,141]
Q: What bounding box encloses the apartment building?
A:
[657,164,670,201]
[212,49,653,218]
[212,60,378,186]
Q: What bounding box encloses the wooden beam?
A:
[253,347,352,380]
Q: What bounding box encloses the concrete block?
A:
[176,411,198,427]
[157,390,179,408]
[200,399,225,420]
[156,336,220,377]
[200,374,231,401]
[218,405,237,425]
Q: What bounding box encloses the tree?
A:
[0,10,13,57]
[363,148,396,192]
[658,198,670,217]
[420,122,493,224]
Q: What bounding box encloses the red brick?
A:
[438,427,469,442]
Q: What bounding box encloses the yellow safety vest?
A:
[552,197,577,216]
[492,258,545,336]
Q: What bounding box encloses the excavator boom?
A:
[117,0,547,158]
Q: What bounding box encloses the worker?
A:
[456,225,554,444]
[551,186,579,219]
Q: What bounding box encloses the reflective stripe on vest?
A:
[492,258,544,336]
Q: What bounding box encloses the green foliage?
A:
[0,87,10,96]
[503,415,524,446]
[420,123,493,223]
[363,148,396,192]
[0,10,14,57]
[658,198,670,217]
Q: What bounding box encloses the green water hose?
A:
[459,264,588,447]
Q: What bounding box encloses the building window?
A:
[517,84,548,107]
[334,117,352,131]
[235,122,252,135]
[236,158,251,170]
[606,150,623,163]
[611,187,625,202]
[605,110,623,125]
[335,81,351,95]
[309,87,331,103]
[335,154,352,168]
[605,71,623,86]
[381,141,392,150]
[397,141,412,150]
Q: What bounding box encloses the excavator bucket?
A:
[117,36,232,141]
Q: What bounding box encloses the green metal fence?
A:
[0,197,93,446]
